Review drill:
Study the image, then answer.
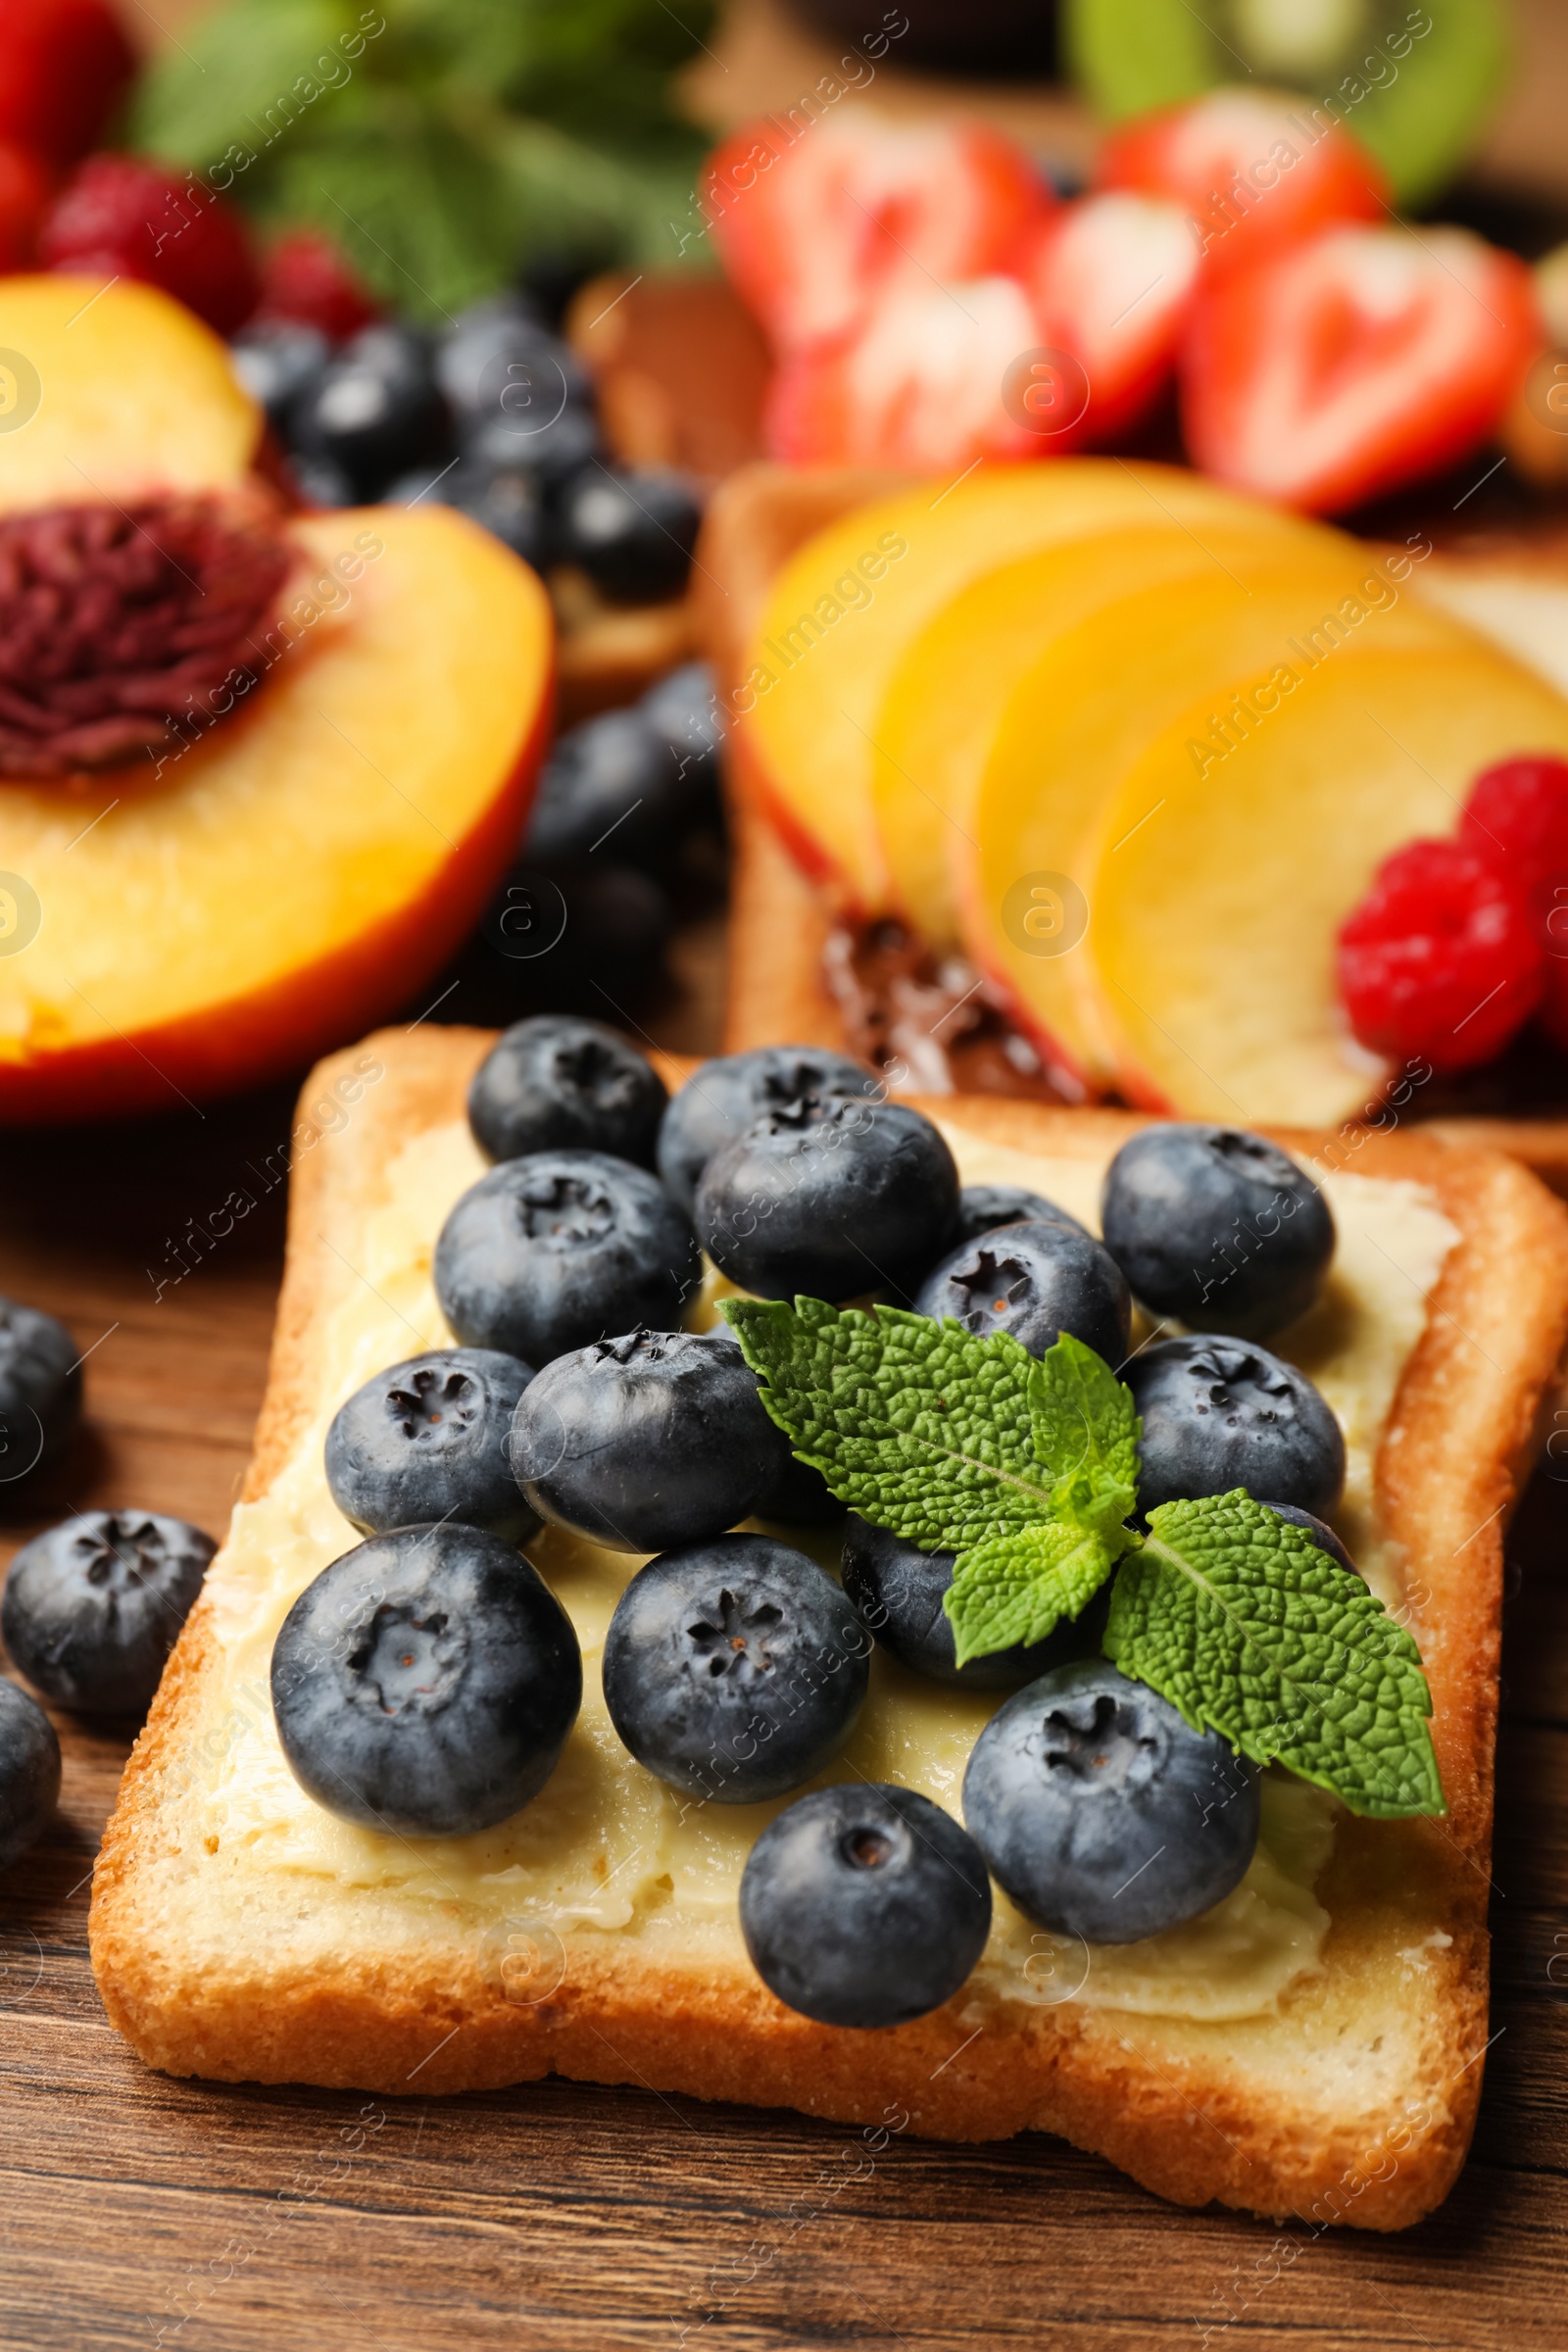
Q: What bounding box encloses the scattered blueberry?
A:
[467,1015,667,1168]
[325,1348,538,1544]
[1,1511,215,1718]
[754,1444,842,1528]
[439,459,546,564]
[0,1296,80,1482]
[434,1151,701,1366]
[288,452,357,509]
[0,1679,60,1869]
[289,322,446,499]
[1101,1125,1335,1339]
[271,1523,581,1838]
[640,661,724,772]
[949,1184,1087,1249]
[513,1327,779,1552]
[740,1784,992,2028]
[523,709,684,867]
[434,296,590,422]
[962,1659,1260,1943]
[1258,1500,1359,1579]
[1125,1336,1346,1519]
[230,319,329,428]
[499,862,672,1008]
[466,405,601,494]
[913,1221,1130,1367]
[841,1514,1096,1689]
[601,1533,869,1802]
[556,466,702,605]
[657,1045,879,1216]
[696,1097,957,1302]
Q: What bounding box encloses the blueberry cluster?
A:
[232,295,701,604]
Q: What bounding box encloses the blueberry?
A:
[435,458,546,565]
[325,1348,538,1544]
[1,1511,215,1718]
[841,1514,1100,1689]
[434,299,592,423]
[1101,1124,1335,1339]
[288,322,447,498]
[271,1523,580,1838]
[0,1679,60,1869]
[696,1097,957,1302]
[1125,1336,1346,1518]
[601,1533,869,1802]
[913,1221,1130,1366]
[523,710,683,867]
[740,1784,992,2028]
[288,452,357,509]
[949,1184,1087,1249]
[556,466,701,605]
[434,1151,701,1366]
[513,1327,779,1551]
[962,1660,1260,1943]
[0,1296,80,1481]
[230,320,329,428]
[1258,1500,1359,1579]
[468,1016,667,1167]
[657,1045,879,1216]
[755,1445,842,1527]
[493,862,671,1007]
[466,406,601,495]
[640,660,724,771]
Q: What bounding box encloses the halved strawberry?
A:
[1024,191,1200,445]
[705,111,1054,353]
[1182,225,1543,514]
[1097,89,1388,280]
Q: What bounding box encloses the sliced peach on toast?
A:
[1077,639,1568,1127]
[733,458,1325,914]
[0,505,552,1121]
[960,555,1478,1092]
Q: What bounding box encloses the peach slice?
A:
[734,458,1323,913]
[868,513,1333,949]
[0,505,552,1121]
[1078,638,1568,1127]
[0,273,261,512]
[960,554,1477,1091]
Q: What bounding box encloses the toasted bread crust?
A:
[90,1031,1568,2229]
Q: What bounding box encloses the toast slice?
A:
[91,1025,1568,2229]
[693,464,1568,1191]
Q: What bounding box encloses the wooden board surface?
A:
[5,987,1568,2349]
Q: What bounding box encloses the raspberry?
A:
[1337,836,1544,1075]
[0,137,48,269]
[0,0,135,170]
[40,154,261,337]
[1461,753,1568,1050]
[253,231,381,343]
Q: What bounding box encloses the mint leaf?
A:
[1104,1492,1444,1819]
[1029,1331,1140,1489]
[946,1523,1114,1668]
[721,1297,1055,1552]
[1051,1463,1138,1555]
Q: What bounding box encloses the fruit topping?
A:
[229,319,330,430]
[1337,836,1544,1074]
[949,1184,1088,1249]
[640,660,724,776]
[962,1658,1261,1942]
[913,1221,1131,1367]
[523,708,694,868]
[435,293,592,424]
[288,322,447,501]
[512,1327,781,1553]
[695,1098,958,1304]
[467,1016,667,1169]
[325,1348,540,1545]
[739,1783,993,2029]
[0,0,135,171]
[41,153,261,337]
[270,1524,581,1838]
[554,466,701,606]
[0,1294,79,1478]
[1460,752,1568,1050]
[0,495,291,776]
[2,1510,215,1718]
[841,1512,1094,1690]
[657,1045,880,1216]
[434,1151,702,1366]
[601,1533,869,1801]
[0,1677,59,1868]
[251,230,381,343]
[1124,1335,1346,1519]
[1021,189,1200,445]
[0,140,48,270]
[413,457,544,565]
[1100,1124,1335,1339]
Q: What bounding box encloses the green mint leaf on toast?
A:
[945,1523,1115,1669]
[1029,1331,1140,1489]
[1104,1492,1444,1819]
[720,1297,1055,1551]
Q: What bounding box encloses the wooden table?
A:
[5,997,1568,2351]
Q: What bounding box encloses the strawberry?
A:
[1097,89,1389,281]
[253,231,381,343]
[1338,837,1544,1075]
[705,111,1054,353]
[40,153,261,338]
[1023,191,1200,446]
[0,0,135,171]
[0,137,49,270]
[1181,225,1543,514]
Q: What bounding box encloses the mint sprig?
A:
[721,1298,1445,1820]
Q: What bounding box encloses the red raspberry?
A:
[40,154,260,338]
[1338,836,1544,1075]
[0,138,48,269]
[0,0,135,170]
[253,231,381,343]
[1461,753,1568,1050]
